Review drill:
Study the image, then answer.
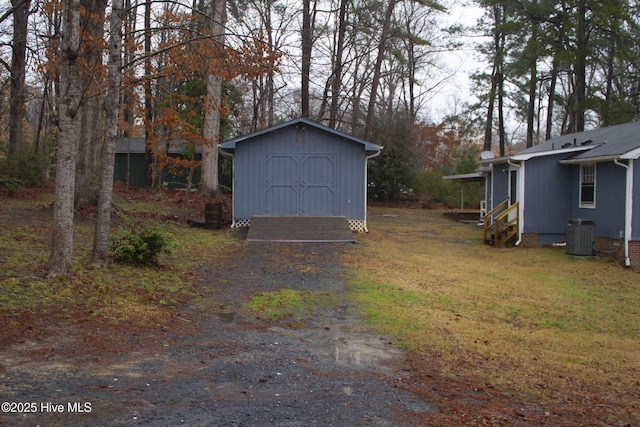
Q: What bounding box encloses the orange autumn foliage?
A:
[39,1,281,185]
[412,122,461,170]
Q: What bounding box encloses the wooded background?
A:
[1,0,639,275]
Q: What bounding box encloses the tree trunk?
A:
[526,32,537,148]
[301,0,310,117]
[497,5,506,156]
[91,0,123,266]
[8,0,31,155]
[200,0,226,198]
[545,58,558,140]
[483,3,502,152]
[364,0,396,139]
[49,0,82,278]
[569,0,587,133]
[75,0,107,208]
[265,2,274,126]
[329,0,347,129]
[144,0,153,187]
[122,0,135,138]
[301,0,314,118]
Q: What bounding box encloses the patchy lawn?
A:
[1,187,638,425]
[346,206,640,425]
[0,184,235,354]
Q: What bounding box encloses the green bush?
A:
[0,151,47,187]
[413,170,484,209]
[368,144,420,200]
[0,177,25,195]
[108,224,177,265]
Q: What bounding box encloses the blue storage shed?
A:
[218,118,381,232]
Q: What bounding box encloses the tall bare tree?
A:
[91,0,124,266]
[364,0,396,139]
[74,0,107,207]
[143,0,153,187]
[481,1,505,152]
[328,0,347,128]
[8,0,31,155]
[301,0,316,118]
[566,0,587,133]
[49,0,82,277]
[200,0,226,197]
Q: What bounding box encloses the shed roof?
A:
[218,118,381,154]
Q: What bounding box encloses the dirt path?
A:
[1,239,435,426]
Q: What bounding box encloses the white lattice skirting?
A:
[232,218,252,228]
[347,219,367,232]
[232,217,367,232]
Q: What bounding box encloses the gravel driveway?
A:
[1,239,433,426]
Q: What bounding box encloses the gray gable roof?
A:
[218,118,381,154]
[512,121,640,162]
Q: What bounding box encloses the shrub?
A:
[0,151,47,187]
[0,177,25,195]
[108,224,177,265]
[368,144,420,201]
[413,170,484,209]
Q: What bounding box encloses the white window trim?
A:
[579,164,596,209]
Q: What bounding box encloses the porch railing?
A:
[483,199,519,248]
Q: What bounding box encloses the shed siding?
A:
[232,125,366,221]
[524,153,573,236]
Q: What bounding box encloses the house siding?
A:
[490,163,510,210]
[523,153,573,243]
[565,162,626,240]
[520,157,626,243]
[232,125,367,222]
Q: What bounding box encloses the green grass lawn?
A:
[2,190,638,423]
[344,206,640,423]
[0,190,236,325]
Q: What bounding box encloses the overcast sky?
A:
[429,1,486,122]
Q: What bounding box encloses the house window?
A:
[580,164,595,208]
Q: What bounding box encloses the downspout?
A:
[614,159,632,267]
[365,150,382,232]
[508,160,524,246]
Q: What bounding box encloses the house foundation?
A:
[519,233,539,248]
[628,240,640,271]
[594,237,624,259]
[519,233,638,271]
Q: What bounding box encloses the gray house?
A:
[480,121,640,270]
[218,118,381,232]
